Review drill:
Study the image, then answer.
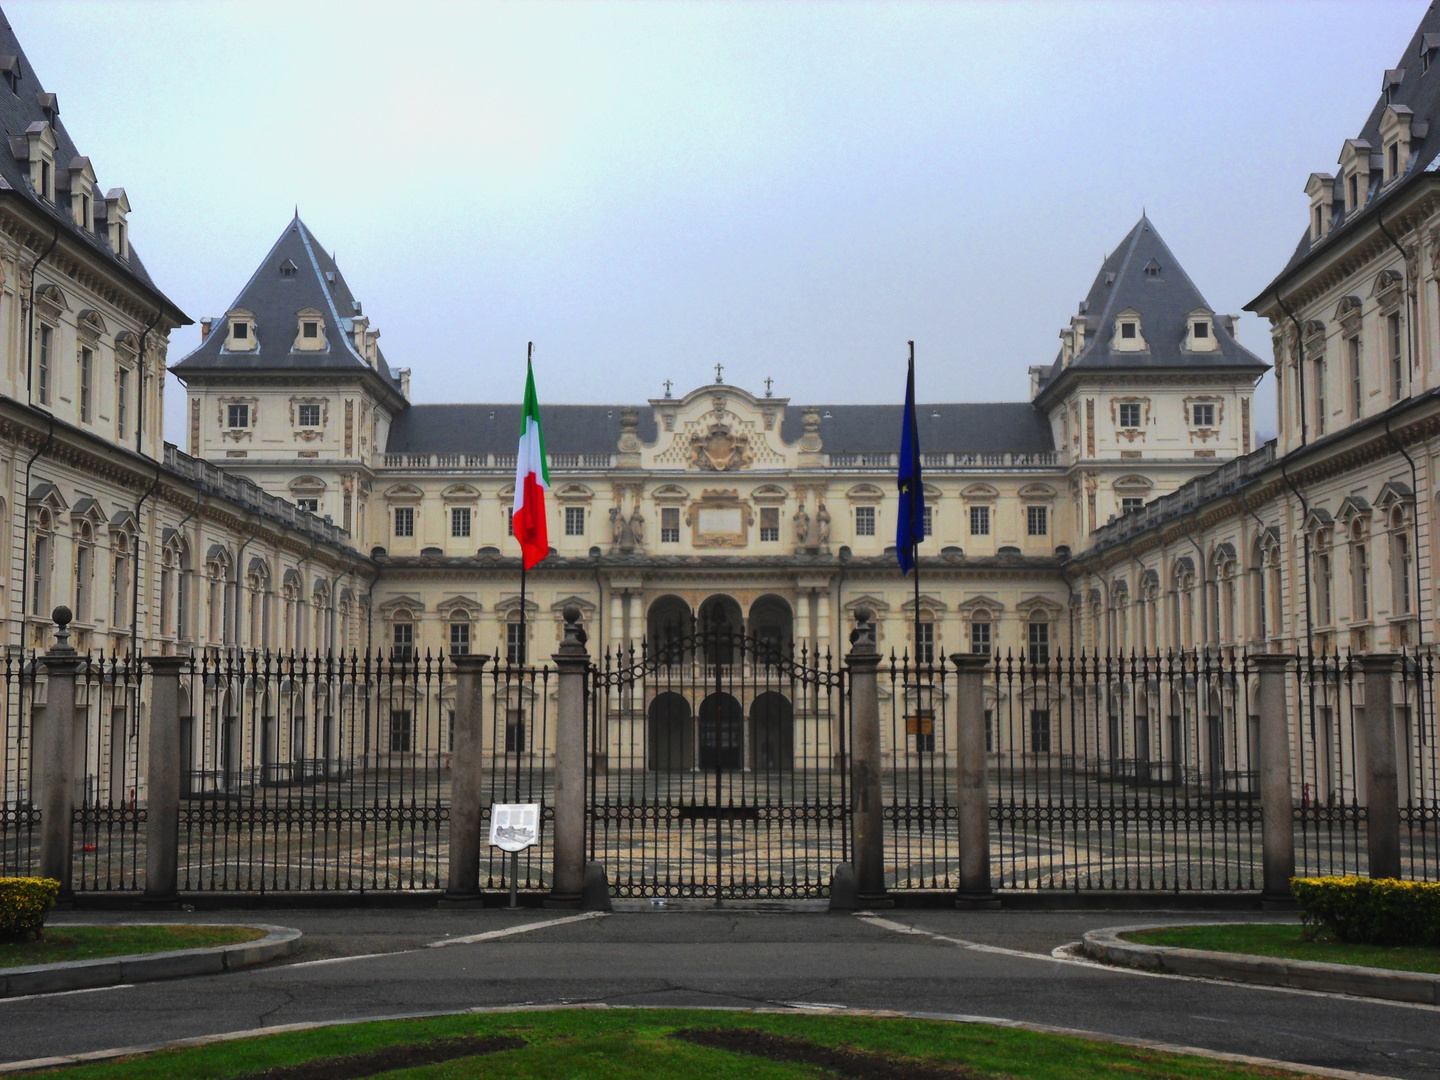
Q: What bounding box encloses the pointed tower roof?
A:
[171,216,403,400]
[1035,215,1266,408]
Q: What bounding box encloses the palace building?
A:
[168,213,1263,671]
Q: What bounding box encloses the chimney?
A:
[200,317,213,342]
[396,367,411,401]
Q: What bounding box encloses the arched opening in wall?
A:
[698,595,744,665]
[178,685,195,797]
[647,691,692,771]
[698,691,743,770]
[647,595,693,664]
[1205,688,1225,793]
[750,691,793,771]
[748,594,793,663]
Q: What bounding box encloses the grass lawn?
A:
[27,1007,1335,1080]
[0,925,266,968]
[1125,923,1440,975]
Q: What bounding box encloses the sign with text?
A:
[489,803,540,853]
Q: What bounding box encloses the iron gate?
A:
[587,630,847,898]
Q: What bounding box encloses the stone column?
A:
[951,653,998,908]
[1361,654,1402,880]
[36,607,80,896]
[1252,654,1295,907]
[609,594,624,651]
[796,593,812,655]
[547,606,590,908]
[847,608,891,908]
[144,655,189,903]
[444,654,492,902]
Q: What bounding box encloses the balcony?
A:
[379,451,609,471]
[830,450,1060,470]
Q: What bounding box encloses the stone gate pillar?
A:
[1361,654,1402,880]
[144,655,189,903]
[445,653,492,902]
[36,607,80,896]
[1252,653,1294,907]
[847,608,890,908]
[952,652,998,908]
[546,606,590,908]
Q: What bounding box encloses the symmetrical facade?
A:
[170,214,1262,674]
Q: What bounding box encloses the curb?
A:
[0,923,302,998]
[1081,924,1440,1005]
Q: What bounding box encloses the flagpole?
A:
[909,341,921,672]
[519,341,532,666]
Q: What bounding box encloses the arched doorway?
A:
[748,594,793,664]
[647,692,693,771]
[698,595,744,665]
[698,692,744,769]
[750,691,793,771]
[647,595,693,664]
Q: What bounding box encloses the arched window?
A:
[449,609,472,656]
[391,608,414,662]
[1349,520,1370,621]
[1313,529,1334,627]
[1390,506,1413,616]
[73,520,94,623]
[30,507,53,618]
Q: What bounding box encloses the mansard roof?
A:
[385,401,1053,456]
[1036,216,1265,407]
[1257,2,1440,298]
[0,12,182,319]
[171,215,404,398]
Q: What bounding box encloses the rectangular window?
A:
[227,403,248,429]
[1121,497,1144,515]
[1314,357,1327,436]
[1191,402,1214,427]
[79,347,93,422]
[116,367,128,439]
[970,620,991,655]
[1030,708,1052,753]
[388,710,412,753]
[1349,335,1363,419]
[922,505,933,536]
[296,498,319,514]
[449,621,470,656]
[661,507,680,543]
[1193,321,1209,339]
[1354,543,1369,619]
[1397,532,1413,614]
[915,621,934,665]
[392,622,413,661]
[37,325,51,405]
[233,321,248,340]
[1121,322,1136,339]
[1118,402,1141,428]
[906,709,935,753]
[565,505,585,536]
[302,321,318,339]
[969,505,990,536]
[1028,621,1050,664]
[112,555,129,626]
[297,403,321,426]
[855,505,876,536]
[1027,505,1048,536]
[451,507,471,538]
[506,622,526,665]
[759,507,779,542]
[1389,312,1404,400]
[394,506,414,537]
[505,708,526,753]
[507,511,514,536]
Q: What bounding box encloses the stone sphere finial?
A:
[52,606,72,628]
[854,606,873,625]
[563,605,581,625]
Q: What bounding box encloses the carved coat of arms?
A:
[690,424,752,471]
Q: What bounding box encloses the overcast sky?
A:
[7,1,1430,446]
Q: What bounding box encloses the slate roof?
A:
[1035,217,1266,408]
[171,215,403,396]
[386,400,1053,455]
[0,11,182,318]
[1255,2,1440,298]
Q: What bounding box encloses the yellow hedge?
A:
[0,877,60,940]
[1292,876,1440,946]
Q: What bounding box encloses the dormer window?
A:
[1194,321,1207,338]
[1143,259,1161,278]
[1380,105,1414,184]
[0,56,21,95]
[292,308,327,352]
[1185,310,1218,352]
[1348,172,1359,208]
[279,259,297,279]
[303,321,317,338]
[1112,309,1146,352]
[23,121,57,203]
[104,188,130,259]
[1121,322,1136,339]
[225,308,257,351]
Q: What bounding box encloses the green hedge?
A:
[0,877,60,941]
[1292,876,1440,946]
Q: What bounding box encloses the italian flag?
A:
[512,359,550,570]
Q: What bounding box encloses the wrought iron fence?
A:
[587,632,847,900]
[481,660,554,892]
[882,654,956,890]
[0,650,37,879]
[1401,653,1440,881]
[74,654,147,891]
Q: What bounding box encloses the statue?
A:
[628,507,645,546]
[793,505,810,546]
[815,502,831,546]
[609,507,624,547]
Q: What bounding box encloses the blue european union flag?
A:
[896,349,924,575]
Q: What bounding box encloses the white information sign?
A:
[489,803,541,853]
